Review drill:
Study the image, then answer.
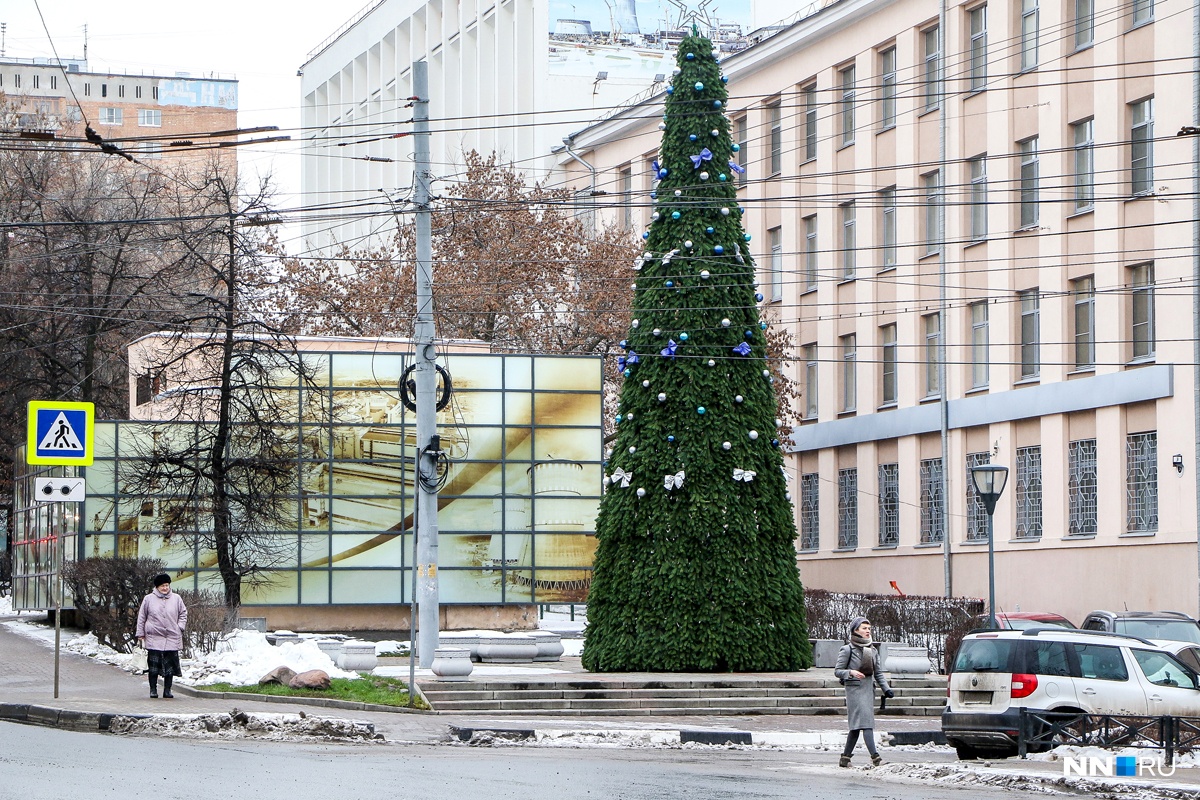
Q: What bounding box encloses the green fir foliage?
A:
[582,34,813,672]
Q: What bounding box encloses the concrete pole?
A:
[411,61,440,668]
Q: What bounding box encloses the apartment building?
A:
[551,0,1200,622]
[0,57,237,167]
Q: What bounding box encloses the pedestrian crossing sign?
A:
[27,400,95,466]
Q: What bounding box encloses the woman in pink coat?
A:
[136,574,188,699]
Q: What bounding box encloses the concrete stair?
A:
[417,676,948,716]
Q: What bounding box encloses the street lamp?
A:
[971,463,1009,629]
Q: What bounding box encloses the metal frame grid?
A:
[877,463,899,547]
[1126,431,1158,533]
[1015,445,1043,539]
[919,457,944,543]
[800,473,820,551]
[965,451,991,541]
[1068,438,1098,535]
[837,468,858,549]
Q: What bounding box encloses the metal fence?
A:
[1018,709,1200,766]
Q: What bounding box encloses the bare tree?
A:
[117,164,323,608]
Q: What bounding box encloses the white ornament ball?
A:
[603,475,611,486]
[722,441,732,451]
[707,359,716,367]
[749,430,759,440]
[642,380,650,387]
[672,68,681,75]
[699,171,709,181]
[721,318,731,328]
[651,212,660,221]
[629,446,637,454]
[775,418,783,428]
[626,412,634,421]
[658,122,666,130]
[643,252,653,260]
[631,283,637,289]
[684,240,693,248]
[721,207,730,216]
[658,393,667,402]
[763,370,771,378]
[700,270,710,279]
[735,395,744,403]
[652,328,662,336]
[785,492,792,501]
[631,319,640,328]
[674,189,683,197]
[605,448,614,458]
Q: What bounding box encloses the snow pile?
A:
[0,595,13,616]
[109,709,382,742]
[180,630,359,685]
[1032,744,1200,769]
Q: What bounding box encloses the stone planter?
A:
[267,632,301,647]
[336,641,379,671]
[810,639,845,669]
[316,640,343,662]
[530,631,564,662]
[476,634,539,663]
[882,645,933,675]
[439,634,484,662]
[431,648,474,682]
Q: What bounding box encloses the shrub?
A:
[805,588,983,673]
[176,589,236,658]
[62,557,167,652]
[0,550,11,598]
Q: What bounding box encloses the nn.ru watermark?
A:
[1064,755,1176,778]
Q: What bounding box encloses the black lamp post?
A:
[971,463,1009,629]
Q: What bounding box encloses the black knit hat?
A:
[848,616,871,638]
[152,573,172,588]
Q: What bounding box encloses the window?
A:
[800,473,820,550]
[1131,0,1153,27]
[619,167,633,230]
[118,84,125,98]
[1068,438,1098,535]
[1133,650,1197,690]
[1073,276,1095,370]
[803,215,818,290]
[138,108,162,127]
[1015,445,1043,539]
[84,82,91,96]
[878,463,899,546]
[14,74,20,88]
[838,468,858,549]
[33,75,40,89]
[50,75,57,90]
[1019,289,1040,378]
[802,85,818,161]
[98,107,123,125]
[969,156,988,240]
[101,83,107,97]
[1131,263,1155,359]
[839,65,856,145]
[803,344,819,419]
[1019,138,1039,228]
[1073,119,1095,211]
[1126,432,1158,533]
[924,313,941,396]
[1075,0,1094,48]
[1076,644,1129,681]
[971,301,989,387]
[1131,98,1154,195]
[135,85,142,98]
[969,6,987,91]
[880,48,897,128]
[736,116,749,184]
[923,27,941,112]
[880,187,897,269]
[840,333,857,412]
[1021,0,1039,71]
[153,86,159,100]
[768,102,782,175]
[966,451,991,541]
[140,141,162,160]
[920,457,945,543]
[841,202,856,278]
[768,227,783,302]
[880,324,897,405]
[924,170,943,253]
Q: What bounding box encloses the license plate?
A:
[959,691,993,704]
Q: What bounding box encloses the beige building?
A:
[551,0,1200,623]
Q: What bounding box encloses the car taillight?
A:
[1010,673,1038,699]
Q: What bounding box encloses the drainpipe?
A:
[1192,0,1200,615]
[938,0,952,598]
[562,135,598,196]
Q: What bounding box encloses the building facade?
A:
[0,57,237,167]
[551,0,1200,623]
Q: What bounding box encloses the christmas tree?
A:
[582,30,813,672]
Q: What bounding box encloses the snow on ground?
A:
[109,710,383,742]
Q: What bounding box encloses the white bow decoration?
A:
[610,468,633,488]
[663,470,686,490]
[733,468,757,482]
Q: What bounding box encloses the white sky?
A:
[4,0,353,252]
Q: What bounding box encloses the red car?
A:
[976,612,1076,630]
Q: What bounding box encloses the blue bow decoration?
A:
[627,351,639,365]
[651,159,660,177]
[660,339,678,359]
[618,350,639,370]
[690,148,713,169]
[728,159,745,175]
[732,342,752,356]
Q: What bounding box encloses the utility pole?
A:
[411,61,440,668]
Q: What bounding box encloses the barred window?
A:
[1126,432,1158,533]
[878,463,899,546]
[1015,445,1043,539]
[800,473,820,550]
[838,469,858,549]
[1068,439,1098,535]
[966,452,991,541]
[920,457,945,543]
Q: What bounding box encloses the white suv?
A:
[942,628,1200,760]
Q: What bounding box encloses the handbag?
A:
[131,643,149,674]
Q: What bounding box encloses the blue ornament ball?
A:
[667,435,675,443]
[642,232,649,240]
[714,245,724,254]
[731,143,740,152]
[722,76,729,83]
[743,233,752,242]
[615,414,623,423]
[666,86,674,95]
[671,211,681,220]
[689,134,698,142]
[771,439,780,448]
[659,168,669,178]
[650,191,657,198]
[719,174,728,182]
[686,52,695,60]
[705,226,714,234]
[745,330,754,338]
[697,407,706,415]
[755,293,764,302]
[619,339,628,349]
[760,321,768,330]
[713,100,722,108]
[679,332,689,341]
[695,82,705,91]
[665,280,674,287]
[623,368,631,377]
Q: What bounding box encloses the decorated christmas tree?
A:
[582,30,813,672]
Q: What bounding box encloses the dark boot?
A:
[838,755,852,768]
[162,675,174,699]
[148,672,159,698]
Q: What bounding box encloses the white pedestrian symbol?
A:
[38,412,84,451]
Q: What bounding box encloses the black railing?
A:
[1018,709,1198,766]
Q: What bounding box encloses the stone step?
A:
[424,704,946,717]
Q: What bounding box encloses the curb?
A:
[177,683,429,713]
[448,726,938,747]
[0,703,151,733]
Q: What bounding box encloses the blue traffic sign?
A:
[27,401,95,466]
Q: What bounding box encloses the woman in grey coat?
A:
[833,616,894,767]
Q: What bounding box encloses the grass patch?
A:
[199,675,429,709]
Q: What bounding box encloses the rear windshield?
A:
[954,638,1016,672]
[1006,618,1074,631]
[1115,620,1200,644]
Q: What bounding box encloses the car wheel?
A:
[953,743,980,760]
[976,747,1017,760]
